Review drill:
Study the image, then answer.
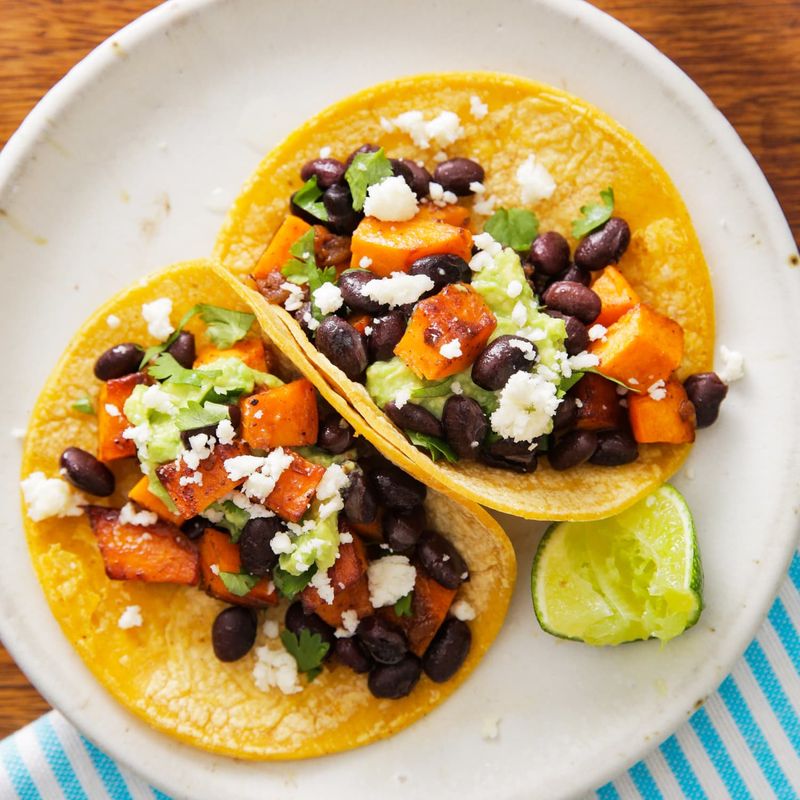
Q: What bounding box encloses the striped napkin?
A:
[2,553,799,800]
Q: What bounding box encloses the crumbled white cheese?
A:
[451,599,476,621]
[439,340,463,360]
[181,432,215,471]
[253,644,302,695]
[363,273,434,308]
[380,116,396,133]
[310,569,335,604]
[223,454,271,482]
[117,605,143,630]
[118,502,158,527]
[574,398,584,409]
[473,232,502,256]
[473,194,498,216]
[394,388,411,410]
[490,371,560,442]
[122,424,150,457]
[469,251,495,273]
[215,418,235,445]
[367,555,417,608]
[316,463,351,520]
[364,176,419,222]
[428,181,444,202]
[21,472,84,521]
[105,314,121,329]
[470,181,485,194]
[312,282,344,315]
[303,312,320,332]
[319,145,332,158]
[509,339,537,360]
[141,384,176,415]
[433,150,448,163]
[389,109,465,149]
[718,346,745,383]
[482,716,501,741]
[647,379,667,401]
[178,471,204,487]
[209,563,220,575]
[451,380,464,395]
[239,448,294,501]
[263,619,280,639]
[588,324,607,342]
[567,351,600,371]
[507,280,523,299]
[628,377,639,386]
[253,410,263,420]
[511,301,528,328]
[516,154,556,205]
[270,531,294,555]
[281,282,305,312]
[141,297,174,340]
[339,530,354,544]
[334,609,360,639]
[469,95,489,120]
[359,256,373,269]
[104,403,121,418]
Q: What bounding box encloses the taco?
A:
[215,72,721,521]
[19,260,515,759]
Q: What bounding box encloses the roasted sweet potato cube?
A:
[591,266,640,328]
[265,451,326,522]
[628,379,696,443]
[199,527,278,607]
[85,506,199,585]
[348,508,383,542]
[240,378,318,449]
[571,372,623,432]
[350,217,473,277]
[193,336,268,373]
[590,304,684,390]
[348,314,372,335]
[253,215,312,279]
[301,534,373,626]
[394,284,496,380]
[128,476,186,527]
[156,440,250,518]
[97,372,148,462]
[414,203,471,228]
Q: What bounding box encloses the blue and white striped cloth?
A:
[2,553,799,799]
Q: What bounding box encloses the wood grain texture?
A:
[1,0,798,740]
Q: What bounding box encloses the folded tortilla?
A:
[20,260,516,759]
[215,71,714,520]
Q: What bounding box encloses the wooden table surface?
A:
[1,0,798,741]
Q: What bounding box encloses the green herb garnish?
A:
[72,396,95,415]
[280,628,330,681]
[218,571,259,597]
[174,400,231,431]
[345,148,393,211]
[571,187,614,239]
[272,564,317,600]
[281,229,336,297]
[147,353,219,386]
[406,430,458,463]
[394,592,414,618]
[484,208,539,251]
[292,176,329,222]
[410,380,453,400]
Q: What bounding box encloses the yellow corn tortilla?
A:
[20,260,516,759]
[215,72,714,521]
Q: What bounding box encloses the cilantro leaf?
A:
[272,565,316,600]
[72,396,95,415]
[586,366,640,392]
[280,628,330,680]
[196,304,255,349]
[484,208,539,251]
[394,592,414,618]
[558,372,585,396]
[292,176,329,222]
[410,380,452,399]
[206,500,251,543]
[571,187,614,239]
[174,401,231,432]
[281,228,336,296]
[345,148,393,211]
[147,353,219,386]
[406,430,458,463]
[218,571,259,597]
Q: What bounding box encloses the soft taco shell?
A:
[215,71,714,521]
[20,260,516,759]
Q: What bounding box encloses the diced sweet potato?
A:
[128,476,186,527]
[300,533,372,626]
[349,508,383,542]
[199,527,278,607]
[590,304,684,390]
[348,314,372,335]
[591,266,640,328]
[628,379,696,444]
[350,217,473,277]
[265,450,326,522]
[156,440,250,518]
[414,203,471,228]
[85,506,199,585]
[97,372,148,462]
[240,379,318,449]
[571,372,623,432]
[253,215,312,279]
[194,336,268,373]
[394,284,497,380]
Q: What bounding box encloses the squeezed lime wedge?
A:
[531,485,703,645]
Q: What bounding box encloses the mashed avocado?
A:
[279,506,340,576]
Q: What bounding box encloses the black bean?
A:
[373,464,426,510]
[385,400,443,438]
[684,372,728,428]
[548,430,598,470]
[543,309,590,356]
[574,217,631,270]
[212,607,257,662]
[357,616,408,664]
[553,396,578,434]
[345,143,380,167]
[384,506,426,554]
[409,253,471,295]
[318,416,355,454]
[368,654,422,699]
[239,517,283,576]
[589,430,639,465]
[479,437,538,473]
[338,270,387,315]
[285,601,335,655]
[322,184,361,235]
[93,343,143,381]
[180,516,210,540]
[433,158,484,196]
[422,618,471,682]
[165,331,196,369]
[315,316,368,380]
[529,232,570,276]
[228,404,242,431]
[557,263,591,287]
[343,471,378,525]
[471,335,535,391]
[300,157,346,189]
[542,281,601,324]
[417,531,468,589]
[442,396,488,459]
[393,158,431,198]
[368,312,406,362]
[530,271,553,298]
[59,447,114,496]
[334,636,373,673]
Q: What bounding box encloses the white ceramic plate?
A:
[2,0,798,797]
